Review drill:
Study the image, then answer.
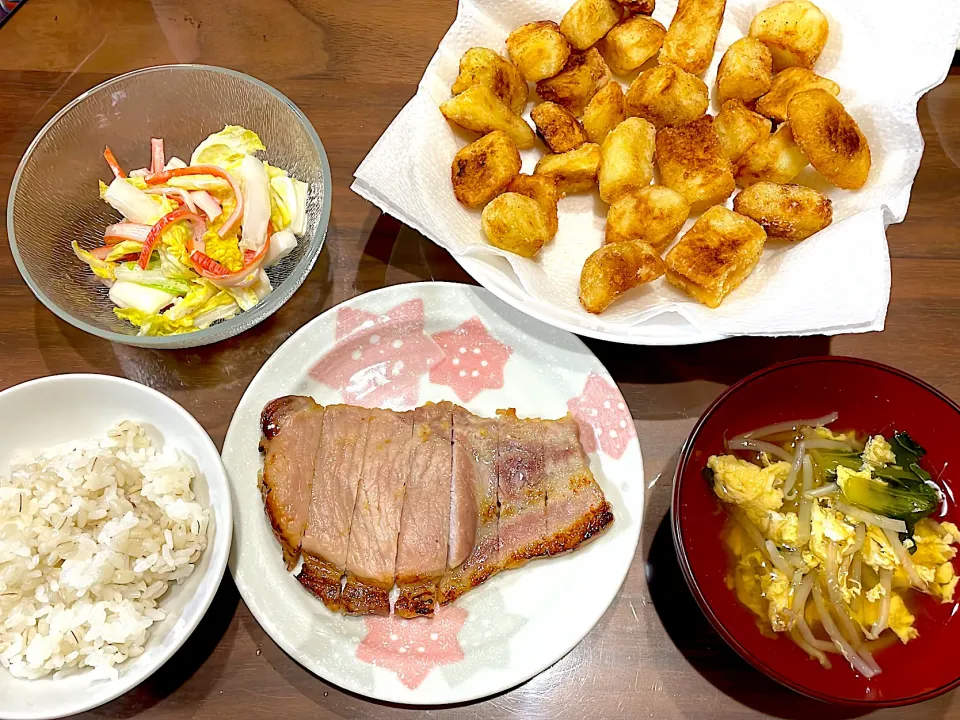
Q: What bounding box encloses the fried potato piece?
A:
[534,142,602,194]
[506,21,572,82]
[605,185,691,251]
[536,48,612,117]
[787,89,871,189]
[625,63,708,128]
[451,131,522,208]
[665,206,766,308]
[733,182,832,241]
[507,174,560,236]
[618,0,655,15]
[659,0,727,76]
[597,15,666,76]
[714,99,772,164]
[716,37,773,104]
[580,241,666,313]
[749,0,829,71]
[481,192,551,258]
[755,67,839,122]
[598,117,656,203]
[440,85,536,150]
[560,0,623,51]
[531,102,587,153]
[451,48,529,116]
[734,122,808,187]
[582,82,626,144]
[656,116,735,208]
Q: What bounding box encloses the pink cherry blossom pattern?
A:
[356,605,468,690]
[567,373,635,459]
[310,298,444,409]
[429,317,513,402]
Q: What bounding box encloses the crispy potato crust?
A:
[532,101,588,153]
[756,67,839,122]
[451,130,521,208]
[660,0,727,75]
[507,21,572,82]
[440,85,536,149]
[597,15,666,75]
[582,82,627,144]
[733,181,832,241]
[481,192,552,257]
[452,47,529,115]
[787,88,871,189]
[605,185,691,250]
[560,0,623,51]
[625,63,708,128]
[534,142,602,194]
[749,0,829,70]
[580,240,666,313]
[537,48,612,117]
[656,116,735,208]
[665,206,767,308]
[717,37,773,104]
[734,122,809,187]
[599,117,656,203]
[714,99,772,164]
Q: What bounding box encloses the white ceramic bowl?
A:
[0,374,232,720]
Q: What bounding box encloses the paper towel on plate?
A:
[352,0,960,343]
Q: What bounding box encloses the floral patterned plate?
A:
[222,282,644,704]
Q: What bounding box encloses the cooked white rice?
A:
[0,421,209,681]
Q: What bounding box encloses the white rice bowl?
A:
[0,422,209,681]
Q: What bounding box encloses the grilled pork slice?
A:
[259,396,325,570]
[541,415,614,555]
[438,408,501,605]
[297,405,371,612]
[395,403,455,618]
[342,409,416,615]
[496,409,548,568]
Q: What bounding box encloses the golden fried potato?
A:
[755,67,839,122]
[451,131,521,208]
[481,193,551,258]
[440,85,536,149]
[714,99,772,164]
[534,142,602,194]
[734,123,808,187]
[749,0,829,71]
[507,174,560,236]
[560,0,623,51]
[733,182,832,241]
[598,117,656,203]
[597,15,665,76]
[605,185,691,251]
[536,48,612,117]
[787,89,871,189]
[625,63,708,128]
[618,0,655,15]
[531,102,587,153]
[582,82,626,144]
[506,21,572,82]
[659,0,727,75]
[716,37,773,104]
[580,241,666,313]
[656,116,735,208]
[451,48,528,115]
[665,206,767,308]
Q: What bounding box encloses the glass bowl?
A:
[673,356,960,706]
[6,64,332,349]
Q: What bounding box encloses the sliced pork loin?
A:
[495,409,548,569]
[438,409,501,605]
[541,415,614,554]
[259,396,325,570]
[296,405,371,612]
[395,403,454,618]
[342,409,416,615]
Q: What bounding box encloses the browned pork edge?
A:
[541,414,613,556]
[259,396,324,570]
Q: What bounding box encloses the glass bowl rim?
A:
[671,354,960,707]
[6,63,333,349]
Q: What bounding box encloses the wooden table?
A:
[1,1,959,717]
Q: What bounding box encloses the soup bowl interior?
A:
[673,356,960,706]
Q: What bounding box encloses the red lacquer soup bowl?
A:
[673,356,960,706]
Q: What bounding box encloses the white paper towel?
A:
[353,0,960,341]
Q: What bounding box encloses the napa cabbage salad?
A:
[707,413,958,679]
[75,127,308,336]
